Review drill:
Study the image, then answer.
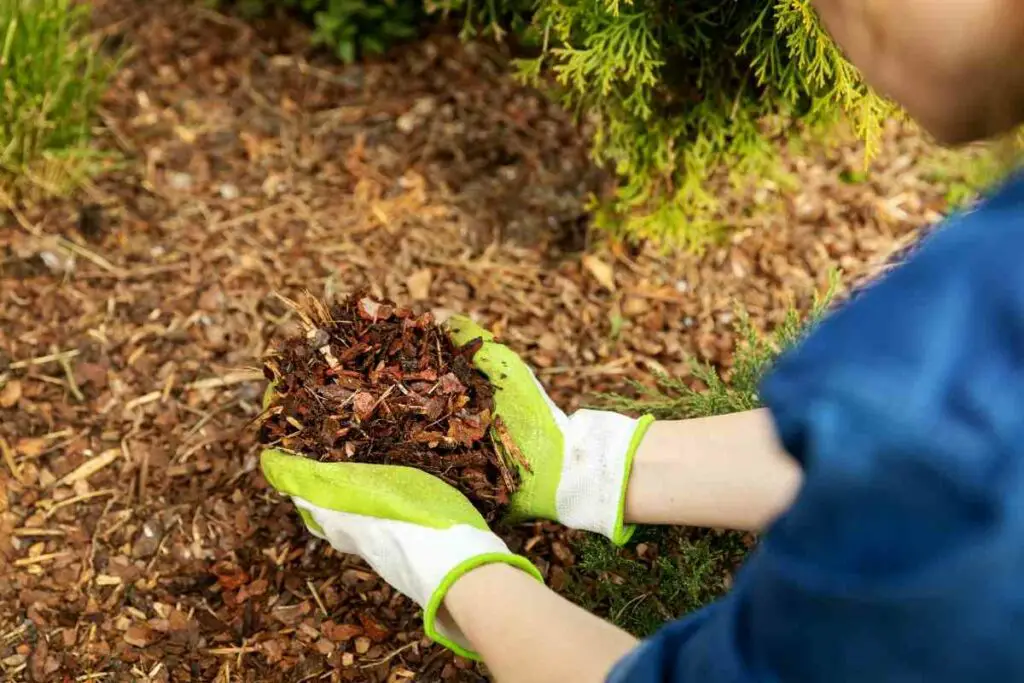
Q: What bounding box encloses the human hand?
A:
[260,449,542,659]
[446,316,653,545]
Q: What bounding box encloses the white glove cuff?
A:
[556,410,653,544]
[295,499,508,605]
[294,499,541,659]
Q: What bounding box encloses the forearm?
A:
[444,563,637,683]
[625,408,801,531]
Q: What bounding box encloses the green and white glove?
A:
[446,316,654,546]
[261,450,542,659]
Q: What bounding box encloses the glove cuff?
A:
[558,411,655,545]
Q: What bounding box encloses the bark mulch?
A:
[0,0,956,680]
[259,293,518,522]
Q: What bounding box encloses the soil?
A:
[258,293,517,521]
[0,0,958,680]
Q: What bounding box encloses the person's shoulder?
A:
[770,170,1024,382]
[762,170,1024,469]
[845,171,1024,303]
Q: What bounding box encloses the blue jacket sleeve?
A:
[609,175,1024,683]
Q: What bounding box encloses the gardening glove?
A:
[446,316,654,546]
[260,449,542,660]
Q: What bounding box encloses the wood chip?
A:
[406,268,433,300]
[581,254,616,291]
[54,449,120,488]
[0,379,22,408]
[0,437,19,481]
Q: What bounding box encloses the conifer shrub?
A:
[515,1,893,248]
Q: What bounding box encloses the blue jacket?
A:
[610,174,1024,682]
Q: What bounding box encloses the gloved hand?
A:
[260,449,542,660]
[446,316,653,546]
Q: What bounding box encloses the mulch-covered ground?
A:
[0,1,954,679]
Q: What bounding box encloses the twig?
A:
[307,579,328,617]
[535,359,631,377]
[9,349,80,370]
[7,200,126,276]
[136,441,149,503]
[59,351,85,402]
[99,509,134,542]
[612,592,651,624]
[209,203,287,233]
[625,289,689,304]
[0,437,20,482]
[161,372,176,403]
[175,436,221,463]
[185,370,263,391]
[96,106,137,154]
[204,646,260,656]
[2,199,42,236]
[12,528,65,537]
[124,371,260,411]
[80,261,191,281]
[1,624,28,643]
[14,428,78,462]
[144,517,180,572]
[57,237,125,276]
[492,417,532,475]
[42,489,116,519]
[14,550,72,567]
[357,642,418,669]
[124,391,161,411]
[53,449,120,488]
[183,398,239,440]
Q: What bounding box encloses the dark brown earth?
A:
[0,0,959,679]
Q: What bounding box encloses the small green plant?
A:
[598,275,837,420]
[923,133,1024,211]
[567,527,749,637]
[308,0,422,63]
[0,0,113,199]
[227,0,423,63]
[566,279,837,635]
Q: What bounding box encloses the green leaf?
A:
[337,38,356,63]
[362,34,386,55]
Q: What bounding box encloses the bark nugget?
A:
[258,292,518,522]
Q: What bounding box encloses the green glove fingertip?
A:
[445,315,495,347]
